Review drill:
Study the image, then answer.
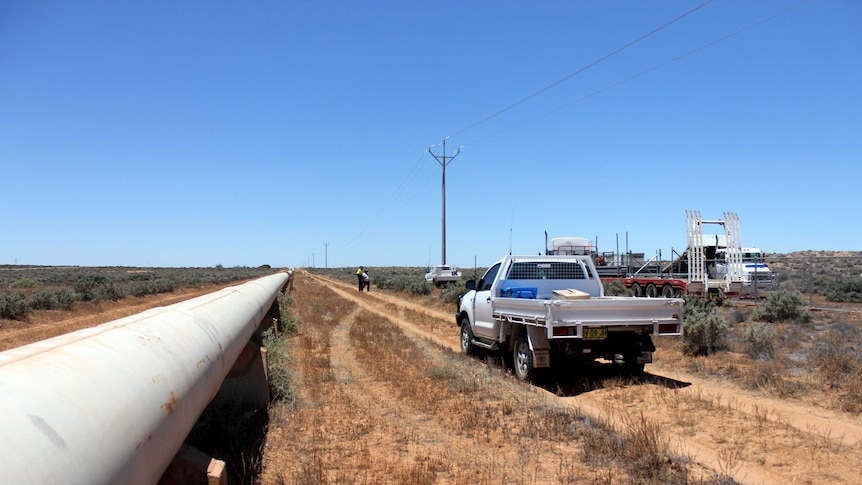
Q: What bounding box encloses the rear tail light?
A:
[658,323,679,334]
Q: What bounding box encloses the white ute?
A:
[425,264,462,286]
[457,254,684,380]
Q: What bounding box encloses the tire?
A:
[624,356,645,375]
[661,284,674,298]
[460,317,475,356]
[674,288,685,298]
[645,283,658,298]
[630,283,642,297]
[512,334,535,381]
[661,283,674,298]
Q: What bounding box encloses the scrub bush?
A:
[821,278,862,303]
[682,298,728,356]
[752,290,812,323]
[10,278,39,289]
[0,293,29,320]
[27,288,78,311]
[743,323,777,359]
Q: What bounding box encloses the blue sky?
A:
[1,1,859,269]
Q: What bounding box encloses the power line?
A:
[447,0,716,140]
[341,149,433,249]
[461,0,813,148]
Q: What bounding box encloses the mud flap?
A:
[637,351,653,364]
[526,326,550,368]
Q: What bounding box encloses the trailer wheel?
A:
[674,288,685,298]
[513,335,535,381]
[645,283,658,298]
[630,283,642,297]
[459,317,475,356]
[661,284,674,298]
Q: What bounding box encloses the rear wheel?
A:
[512,335,535,381]
[460,317,475,356]
[645,283,658,298]
[630,283,642,297]
[661,284,674,298]
[624,354,645,375]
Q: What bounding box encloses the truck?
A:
[425,264,462,286]
[585,211,774,298]
[714,247,777,296]
[456,254,684,380]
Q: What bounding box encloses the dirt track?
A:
[263,272,862,484]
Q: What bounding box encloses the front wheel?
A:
[512,335,535,381]
[460,317,475,356]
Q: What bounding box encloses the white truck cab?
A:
[714,247,776,294]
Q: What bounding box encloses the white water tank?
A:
[548,237,592,255]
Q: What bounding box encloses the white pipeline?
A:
[0,272,290,485]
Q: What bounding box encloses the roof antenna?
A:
[509,209,515,255]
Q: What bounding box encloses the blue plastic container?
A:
[500,287,538,299]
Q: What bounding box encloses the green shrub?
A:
[0,293,29,320]
[440,284,465,304]
[128,277,179,297]
[262,326,295,404]
[10,278,39,289]
[682,298,727,356]
[277,292,301,335]
[821,278,862,303]
[27,288,78,311]
[743,323,777,359]
[752,290,812,323]
[73,275,123,302]
[602,280,630,296]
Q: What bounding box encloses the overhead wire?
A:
[446,0,716,141]
[460,0,813,148]
[343,0,802,262]
[340,149,434,249]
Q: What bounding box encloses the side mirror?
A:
[465,280,476,291]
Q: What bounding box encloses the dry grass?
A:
[656,298,862,416]
[259,274,718,484]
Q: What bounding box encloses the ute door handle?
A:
[486,297,491,303]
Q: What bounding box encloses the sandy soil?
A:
[260,272,862,484]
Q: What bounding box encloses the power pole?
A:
[323,242,329,269]
[428,138,461,265]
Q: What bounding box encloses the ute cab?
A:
[425,264,462,286]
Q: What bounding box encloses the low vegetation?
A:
[0,265,277,323]
[682,298,728,356]
[752,290,812,323]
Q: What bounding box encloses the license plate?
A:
[582,327,607,340]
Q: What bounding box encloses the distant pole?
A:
[323,242,329,269]
[429,138,461,265]
[312,253,315,268]
[809,254,813,307]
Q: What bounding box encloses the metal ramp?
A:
[686,210,706,288]
[686,210,744,296]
